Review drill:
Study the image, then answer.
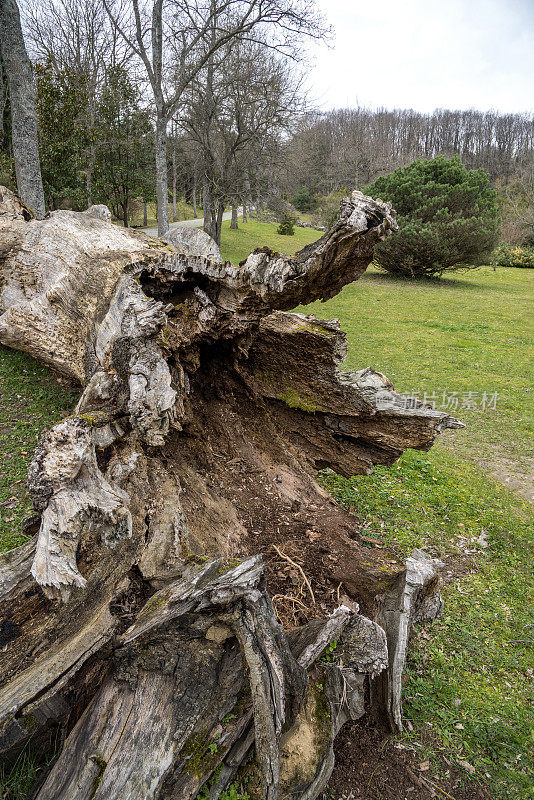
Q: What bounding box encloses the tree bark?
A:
[0,0,45,218]
[243,176,250,223]
[172,126,178,222]
[155,114,169,236]
[143,199,148,226]
[215,198,224,245]
[192,165,198,217]
[231,201,239,229]
[203,182,213,237]
[0,187,461,799]
[86,144,95,208]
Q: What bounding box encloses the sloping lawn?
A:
[299,263,534,799]
[320,453,534,799]
[0,347,77,552]
[219,218,321,264]
[299,265,533,499]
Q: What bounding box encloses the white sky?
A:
[306,0,534,114]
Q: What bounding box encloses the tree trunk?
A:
[0,59,5,153]
[123,198,128,227]
[143,199,148,227]
[203,182,213,238]
[0,187,461,800]
[192,166,198,217]
[172,129,178,222]
[231,200,238,229]
[86,146,94,208]
[155,113,169,236]
[215,198,225,245]
[0,0,45,218]
[243,177,250,223]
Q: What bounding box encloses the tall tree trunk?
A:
[242,177,250,223]
[172,128,177,222]
[0,59,5,152]
[203,183,213,237]
[123,198,128,227]
[86,151,93,208]
[192,165,197,217]
[215,198,225,246]
[230,200,238,230]
[155,113,169,236]
[86,102,96,208]
[0,0,45,218]
[143,199,148,227]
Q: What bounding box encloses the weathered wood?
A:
[0,185,459,799]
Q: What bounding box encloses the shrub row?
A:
[493,244,534,268]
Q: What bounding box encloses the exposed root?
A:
[271,544,316,606]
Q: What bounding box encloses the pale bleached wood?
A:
[0,186,455,799]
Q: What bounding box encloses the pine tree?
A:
[367,156,500,278]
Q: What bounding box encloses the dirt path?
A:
[140,207,241,238]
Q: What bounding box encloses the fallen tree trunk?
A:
[0,187,461,799]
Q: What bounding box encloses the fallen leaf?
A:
[419,761,430,771]
[458,760,475,775]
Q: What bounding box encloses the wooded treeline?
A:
[0,0,532,244]
[281,107,534,197]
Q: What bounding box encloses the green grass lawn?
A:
[0,348,77,552]
[320,454,534,799]
[113,199,198,228]
[299,259,534,799]
[299,265,534,496]
[219,218,322,264]
[1,220,533,799]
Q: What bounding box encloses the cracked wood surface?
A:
[0,186,455,799]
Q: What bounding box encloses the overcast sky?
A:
[306,0,533,114]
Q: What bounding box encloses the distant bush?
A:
[277,211,296,235]
[292,186,316,213]
[311,189,347,229]
[493,244,534,268]
[366,156,500,278]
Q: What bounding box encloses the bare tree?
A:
[182,36,303,244]
[498,154,534,245]
[0,0,45,216]
[24,0,130,206]
[102,0,326,236]
[281,107,534,199]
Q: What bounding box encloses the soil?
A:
[484,455,534,505]
[0,357,500,800]
[172,366,406,625]
[168,374,494,800]
[326,715,492,800]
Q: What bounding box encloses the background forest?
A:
[0,1,532,253]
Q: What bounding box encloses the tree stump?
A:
[0,187,461,799]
